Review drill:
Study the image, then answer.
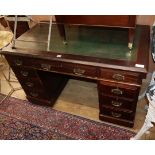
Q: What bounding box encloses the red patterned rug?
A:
[0,94,135,140]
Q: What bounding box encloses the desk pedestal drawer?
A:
[98,81,140,99]
[27,96,54,106]
[98,80,140,127]
[24,88,49,100]
[99,94,136,111]
[100,106,134,121]
[99,113,134,127]
[100,68,141,84]
[11,67,38,79]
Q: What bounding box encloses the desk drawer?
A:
[98,81,140,99]
[12,67,38,79]
[9,66,49,100]
[100,106,135,121]
[99,94,136,111]
[61,63,97,78]
[16,77,49,100]
[24,88,49,100]
[100,68,141,84]
[5,55,62,72]
[19,78,43,90]
[38,60,97,78]
[5,55,32,67]
[5,55,97,78]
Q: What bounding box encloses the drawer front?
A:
[5,55,97,78]
[18,78,49,100]
[9,66,49,100]
[26,96,53,106]
[100,68,141,84]
[5,55,31,67]
[5,55,62,72]
[11,67,38,79]
[99,94,136,111]
[98,81,140,99]
[18,78,44,90]
[61,62,97,78]
[11,67,46,92]
[24,88,49,100]
[100,107,135,121]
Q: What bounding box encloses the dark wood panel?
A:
[37,70,68,98]
[55,15,136,28]
[136,25,150,71]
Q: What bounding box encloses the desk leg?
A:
[128,28,135,49]
[57,24,68,45]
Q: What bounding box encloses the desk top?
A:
[1,23,150,74]
[15,23,137,60]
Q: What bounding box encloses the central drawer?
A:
[61,62,97,78]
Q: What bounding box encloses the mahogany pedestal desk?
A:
[0,23,150,127]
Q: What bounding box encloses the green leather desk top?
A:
[15,23,140,61]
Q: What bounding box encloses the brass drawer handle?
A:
[26,82,34,87]
[14,59,23,66]
[30,92,38,97]
[111,88,123,95]
[111,112,122,118]
[20,71,29,77]
[111,101,122,107]
[112,74,124,81]
[73,68,85,76]
[41,64,51,71]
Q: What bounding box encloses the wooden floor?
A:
[1,56,155,140]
